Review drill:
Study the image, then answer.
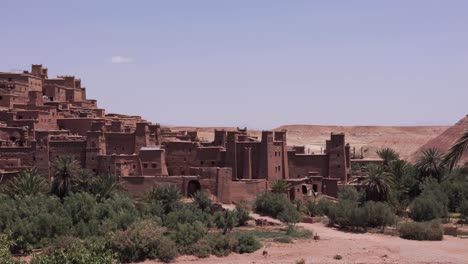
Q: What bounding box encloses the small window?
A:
[143,163,148,169]
[0,96,2,100]
[152,163,157,169]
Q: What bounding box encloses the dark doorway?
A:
[187,180,201,197]
[289,188,295,201]
[312,184,318,193]
[302,185,308,195]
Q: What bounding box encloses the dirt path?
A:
[141,220,468,264]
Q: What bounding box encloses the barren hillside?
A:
[172,125,448,160]
[410,115,468,165]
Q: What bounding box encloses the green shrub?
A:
[273,236,292,243]
[285,225,313,239]
[95,195,139,234]
[327,200,394,230]
[277,205,301,224]
[362,201,394,228]
[254,192,301,223]
[459,200,468,221]
[0,195,72,246]
[170,221,207,254]
[338,186,362,203]
[111,220,167,262]
[399,220,443,241]
[164,204,212,229]
[231,232,262,254]
[234,204,251,226]
[0,234,25,264]
[192,191,212,212]
[191,239,211,258]
[305,200,319,216]
[156,237,177,263]
[214,210,238,234]
[409,193,446,222]
[144,185,182,214]
[205,233,235,257]
[31,240,115,264]
[317,199,335,217]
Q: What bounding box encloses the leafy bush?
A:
[338,185,362,203]
[316,199,335,216]
[409,193,446,222]
[234,204,251,226]
[0,195,72,246]
[163,204,212,229]
[31,240,115,264]
[277,205,302,224]
[0,234,25,264]
[191,239,211,258]
[231,232,262,254]
[459,200,468,222]
[95,195,139,234]
[156,237,178,263]
[285,225,313,239]
[361,201,394,228]
[274,236,292,243]
[192,191,212,212]
[144,185,182,214]
[205,233,236,257]
[326,200,394,230]
[214,210,238,234]
[399,220,443,241]
[254,192,301,223]
[111,220,168,263]
[305,200,319,216]
[170,221,207,254]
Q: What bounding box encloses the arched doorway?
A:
[187,180,201,197]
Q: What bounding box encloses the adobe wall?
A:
[164,141,198,175]
[140,148,168,176]
[105,133,136,155]
[57,118,103,136]
[288,152,329,178]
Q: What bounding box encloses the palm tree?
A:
[376,147,400,167]
[144,185,182,213]
[443,130,468,172]
[92,174,123,201]
[415,148,446,181]
[72,168,95,193]
[51,156,80,198]
[271,180,291,194]
[1,168,49,198]
[389,159,408,181]
[362,164,394,201]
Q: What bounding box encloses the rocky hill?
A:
[409,115,468,165]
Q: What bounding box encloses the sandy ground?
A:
[140,221,468,264]
[139,208,468,264]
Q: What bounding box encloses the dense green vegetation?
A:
[311,143,468,240]
[0,157,265,263]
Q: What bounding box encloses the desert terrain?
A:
[141,221,468,264]
[172,125,449,160]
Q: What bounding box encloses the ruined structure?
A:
[0,64,352,203]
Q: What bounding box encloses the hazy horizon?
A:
[1,1,467,129]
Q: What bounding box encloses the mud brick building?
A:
[0,64,351,203]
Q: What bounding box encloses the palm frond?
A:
[443,130,468,172]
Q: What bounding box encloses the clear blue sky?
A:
[1,1,467,129]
